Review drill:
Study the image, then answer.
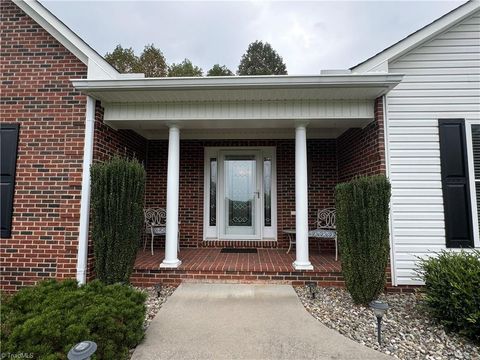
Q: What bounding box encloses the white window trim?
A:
[465,119,480,248]
[203,146,277,241]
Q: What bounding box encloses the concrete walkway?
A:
[132,283,390,360]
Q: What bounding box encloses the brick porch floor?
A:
[131,248,343,287]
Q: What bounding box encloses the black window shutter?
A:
[1,124,19,238]
[438,119,473,248]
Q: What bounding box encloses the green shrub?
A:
[335,175,391,304]
[417,250,480,342]
[1,279,147,359]
[91,155,146,284]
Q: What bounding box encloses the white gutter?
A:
[383,94,397,287]
[76,96,95,284]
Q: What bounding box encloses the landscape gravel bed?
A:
[295,286,479,360]
[136,285,176,329]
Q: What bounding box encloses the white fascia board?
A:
[14,0,119,79]
[71,74,404,92]
[352,0,480,73]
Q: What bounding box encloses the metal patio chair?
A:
[308,208,338,261]
[143,208,180,255]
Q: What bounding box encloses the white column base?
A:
[160,259,182,268]
[292,261,313,271]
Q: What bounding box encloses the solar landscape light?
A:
[67,341,97,360]
[369,300,389,345]
[306,282,317,300]
[154,283,162,298]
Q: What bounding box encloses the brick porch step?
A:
[131,248,344,287]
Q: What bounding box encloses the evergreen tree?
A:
[137,44,168,77]
[237,40,287,75]
[207,64,234,76]
[168,58,203,77]
[104,44,138,73]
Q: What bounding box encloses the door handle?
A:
[254,191,260,199]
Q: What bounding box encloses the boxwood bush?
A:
[417,250,480,342]
[335,175,391,304]
[91,155,146,284]
[1,279,147,359]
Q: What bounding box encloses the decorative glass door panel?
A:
[224,155,257,236]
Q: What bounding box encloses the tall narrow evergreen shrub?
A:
[335,175,391,304]
[90,156,146,284]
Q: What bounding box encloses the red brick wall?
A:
[337,97,385,182]
[0,0,87,292]
[92,102,147,163]
[145,139,338,251]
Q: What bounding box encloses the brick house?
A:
[1,0,479,292]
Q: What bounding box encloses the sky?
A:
[40,0,465,75]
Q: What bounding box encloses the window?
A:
[471,125,480,231]
[264,157,272,227]
[209,158,217,226]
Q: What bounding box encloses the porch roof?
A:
[72,74,403,103]
[72,74,403,139]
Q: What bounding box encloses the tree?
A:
[168,58,203,77]
[104,45,138,73]
[137,44,168,77]
[207,64,234,76]
[237,41,287,75]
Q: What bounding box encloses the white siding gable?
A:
[387,10,480,285]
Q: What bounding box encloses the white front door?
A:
[220,151,261,239]
[204,147,276,241]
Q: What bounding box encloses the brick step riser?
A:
[130,270,419,294]
[130,268,345,288]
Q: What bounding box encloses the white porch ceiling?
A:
[133,126,367,140]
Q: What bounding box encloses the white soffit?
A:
[135,127,361,140]
[109,118,373,130]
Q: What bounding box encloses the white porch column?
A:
[293,124,313,270]
[160,125,182,268]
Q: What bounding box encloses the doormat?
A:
[220,248,258,253]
